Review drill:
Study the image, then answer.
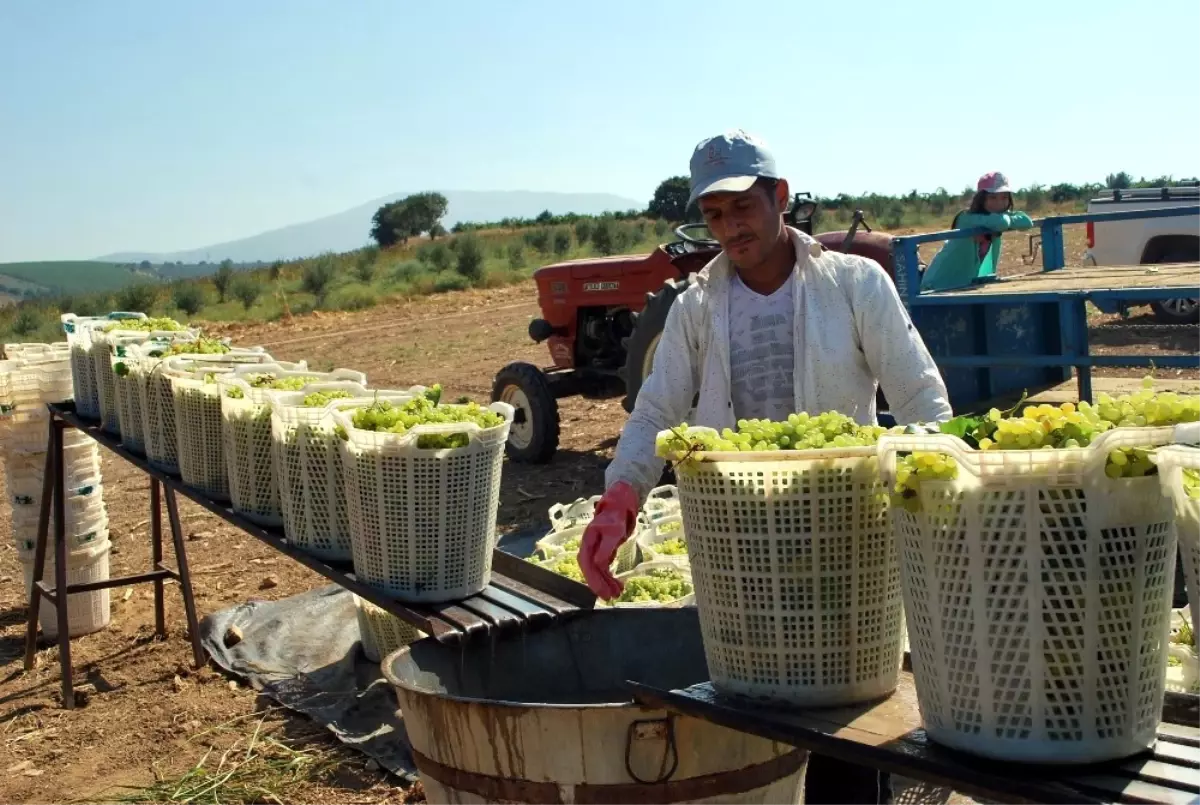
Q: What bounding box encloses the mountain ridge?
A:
[94,189,644,264]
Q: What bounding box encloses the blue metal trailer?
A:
[890,204,1200,413]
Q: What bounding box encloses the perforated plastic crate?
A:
[221,368,367,526]
[547,495,602,533]
[20,538,112,639]
[534,519,638,573]
[599,559,695,608]
[1155,443,1200,647]
[139,350,274,475]
[635,513,689,568]
[662,427,904,708]
[353,595,426,663]
[92,328,197,436]
[61,312,147,420]
[878,424,1196,764]
[334,401,513,603]
[270,387,422,561]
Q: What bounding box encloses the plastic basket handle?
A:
[877,433,975,485]
[1176,422,1200,447]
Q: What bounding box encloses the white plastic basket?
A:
[662,427,904,708]
[547,495,602,533]
[61,312,147,420]
[111,338,197,456]
[3,443,102,494]
[334,400,514,603]
[11,492,108,552]
[1155,443,1200,645]
[353,595,426,663]
[92,327,199,436]
[139,349,274,475]
[635,513,689,568]
[599,559,696,608]
[172,376,231,500]
[221,369,367,526]
[877,424,1196,765]
[3,342,70,361]
[533,519,638,573]
[270,387,422,561]
[20,538,112,639]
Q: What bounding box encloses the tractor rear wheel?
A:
[621,276,693,413]
[492,362,560,463]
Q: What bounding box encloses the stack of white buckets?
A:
[1,343,112,639]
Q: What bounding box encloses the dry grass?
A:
[108,710,356,805]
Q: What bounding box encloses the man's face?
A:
[697,179,789,270]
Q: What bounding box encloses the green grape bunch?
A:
[303,389,353,408]
[655,537,687,556]
[1184,468,1200,500]
[146,337,230,358]
[103,316,186,333]
[656,411,895,461]
[346,394,503,448]
[225,374,321,399]
[891,378,1199,512]
[614,567,693,604]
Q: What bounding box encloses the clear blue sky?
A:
[2,0,1197,262]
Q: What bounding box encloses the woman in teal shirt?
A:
[920,171,1034,292]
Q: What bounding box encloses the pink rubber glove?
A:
[579,481,640,600]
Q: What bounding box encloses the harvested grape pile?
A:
[891,379,1200,511]
[225,374,321,398]
[655,536,687,555]
[1185,468,1200,500]
[342,386,502,449]
[101,316,187,332]
[655,410,892,459]
[613,567,692,604]
[301,389,352,407]
[139,336,231,357]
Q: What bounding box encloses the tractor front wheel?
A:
[492,362,560,463]
[621,276,693,413]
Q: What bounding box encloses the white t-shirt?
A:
[727,271,796,422]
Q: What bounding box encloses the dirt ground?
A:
[1,239,1197,803]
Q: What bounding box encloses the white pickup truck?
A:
[1083,185,1199,323]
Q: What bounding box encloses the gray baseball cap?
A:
[688,129,779,206]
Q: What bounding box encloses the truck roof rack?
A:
[1090,184,1200,204]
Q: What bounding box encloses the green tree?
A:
[647,176,690,222]
[370,192,450,247]
[507,243,525,269]
[591,218,616,255]
[213,259,235,302]
[355,246,379,283]
[171,282,205,316]
[268,261,283,282]
[429,222,447,239]
[524,228,550,253]
[553,228,572,256]
[1105,172,1133,190]
[455,234,484,282]
[231,274,261,310]
[574,218,593,245]
[302,254,337,305]
[116,281,159,312]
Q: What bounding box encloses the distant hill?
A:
[95,189,644,264]
[0,261,155,296]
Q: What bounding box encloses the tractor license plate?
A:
[583,281,618,291]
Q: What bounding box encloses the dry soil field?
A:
[0,231,1196,803]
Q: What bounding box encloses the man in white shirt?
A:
[578,129,952,805]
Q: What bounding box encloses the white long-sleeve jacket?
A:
[605,226,953,501]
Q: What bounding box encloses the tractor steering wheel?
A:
[673,223,718,247]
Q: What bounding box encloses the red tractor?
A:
[491,195,896,463]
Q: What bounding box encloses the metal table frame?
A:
[890,204,1200,407]
[25,402,595,709]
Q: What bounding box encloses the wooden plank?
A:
[1070,775,1200,805]
[491,549,597,609]
[1115,758,1200,791]
[489,574,587,617]
[475,586,555,623]
[933,263,1200,297]
[1152,740,1199,769]
[1157,723,1200,749]
[452,593,524,630]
